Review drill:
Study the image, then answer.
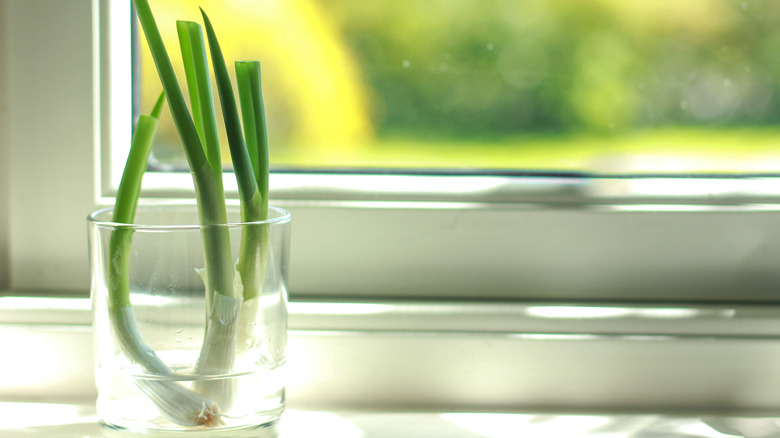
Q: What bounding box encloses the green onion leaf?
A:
[177,20,221,171]
[200,8,259,215]
[132,0,208,176]
[235,60,270,218]
[113,91,164,225]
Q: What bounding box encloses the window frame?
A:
[6,0,780,414]
[101,0,780,304]
[5,0,780,302]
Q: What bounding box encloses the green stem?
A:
[108,91,161,358]
[106,93,222,426]
[131,0,278,415]
[177,20,221,170]
[235,61,269,193]
[110,92,162,311]
[133,0,248,419]
[237,215,269,302]
[200,8,259,210]
[134,0,234,307]
[132,0,207,175]
[235,61,270,302]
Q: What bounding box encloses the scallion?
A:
[109,0,274,426]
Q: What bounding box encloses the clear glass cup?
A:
[88,203,290,437]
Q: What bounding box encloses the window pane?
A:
[137,0,780,174]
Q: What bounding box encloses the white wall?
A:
[0,0,10,291]
[5,0,97,292]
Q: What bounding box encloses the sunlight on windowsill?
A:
[0,401,743,437]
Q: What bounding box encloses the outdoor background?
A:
[137,0,780,174]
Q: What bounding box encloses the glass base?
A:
[98,411,282,438]
[95,350,286,436]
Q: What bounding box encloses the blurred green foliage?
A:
[143,0,780,172]
[322,0,780,137]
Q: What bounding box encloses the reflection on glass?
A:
[525,305,702,320]
[290,302,392,315]
[137,0,780,174]
[526,306,634,319]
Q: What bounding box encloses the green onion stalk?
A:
[233,60,271,356]
[109,0,272,426]
[109,92,225,426]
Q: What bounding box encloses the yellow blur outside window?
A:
[137,0,780,175]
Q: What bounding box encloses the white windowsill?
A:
[4,294,780,415]
[0,401,758,437]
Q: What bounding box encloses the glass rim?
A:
[87,201,291,231]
